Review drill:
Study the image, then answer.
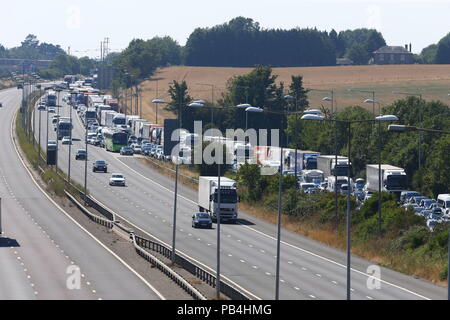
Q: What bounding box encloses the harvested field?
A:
[135,65,450,124]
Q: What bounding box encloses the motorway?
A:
[0,87,164,300]
[35,91,448,300]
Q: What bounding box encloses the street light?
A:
[348,89,376,115]
[388,124,450,300]
[301,112,398,300]
[152,99,166,124]
[364,98,386,236]
[196,83,215,125]
[187,101,225,300]
[245,107,264,131]
[308,88,335,114]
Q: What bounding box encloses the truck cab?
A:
[198,177,239,223]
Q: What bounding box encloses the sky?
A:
[1,0,450,58]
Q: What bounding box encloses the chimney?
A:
[409,43,412,53]
[405,44,408,51]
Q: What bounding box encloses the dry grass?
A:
[135,65,450,124]
[239,201,446,284]
[0,79,14,90]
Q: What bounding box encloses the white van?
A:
[437,194,450,214]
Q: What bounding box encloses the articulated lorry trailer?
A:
[198,177,239,223]
[317,155,352,179]
[366,165,408,194]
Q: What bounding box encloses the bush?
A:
[390,226,431,252]
[440,264,448,281]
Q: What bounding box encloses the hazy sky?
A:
[2,0,450,58]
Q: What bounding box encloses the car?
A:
[128,136,138,145]
[93,160,108,173]
[400,191,421,204]
[75,149,87,160]
[48,107,56,113]
[142,145,152,156]
[132,144,142,154]
[120,146,134,156]
[94,136,104,147]
[61,137,72,145]
[409,196,428,205]
[419,199,437,210]
[156,150,165,161]
[300,183,317,193]
[192,212,213,229]
[47,140,58,149]
[110,173,126,187]
[37,103,46,111]
[150,148,158,158]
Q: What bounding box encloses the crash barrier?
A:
[131,234,207,300]
[65,191,114,228]
[64,190,205,299]
[135,235,251,300]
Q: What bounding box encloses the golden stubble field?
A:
[135,65,450,124]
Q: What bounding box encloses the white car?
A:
[61,137,72,145]
[48,107,56,113]
[109,173,126,187]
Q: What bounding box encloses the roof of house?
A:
[373,46,412,54]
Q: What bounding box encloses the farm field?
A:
[135,65,450,124]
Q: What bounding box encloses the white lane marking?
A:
[10,111,166,301]
[113,158,431,300]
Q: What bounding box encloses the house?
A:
[372,45,414,65]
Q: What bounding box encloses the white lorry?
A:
[366,164,408,194]
[198,177,239,223]
[317,155,352,179]
[101,110,117,127]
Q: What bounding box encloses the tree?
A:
[347,44,370,65]
[435,32,450,64]
[419,44,437,64]
[184,17,336,67]
[422,135,450,198]
[365,30,386,54]
[237,163,262,201]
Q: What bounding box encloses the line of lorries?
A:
[60,84,239,228]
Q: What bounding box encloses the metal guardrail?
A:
[64,191,114,228]
[131,234,207,301]
[64,189,206,299]
[135,234,251,300]
[144,157,199,184]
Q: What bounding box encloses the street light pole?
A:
[393,92,423,193]
[303,114,399,300]
[275,128,284,300]
[171,84,183,266]
[84,112,88,206]
[38,109,42,166]
[68,96,73,185]
[346,120,352,300]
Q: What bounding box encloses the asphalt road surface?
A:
[34,91,448,300]
[0,87,164,300]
